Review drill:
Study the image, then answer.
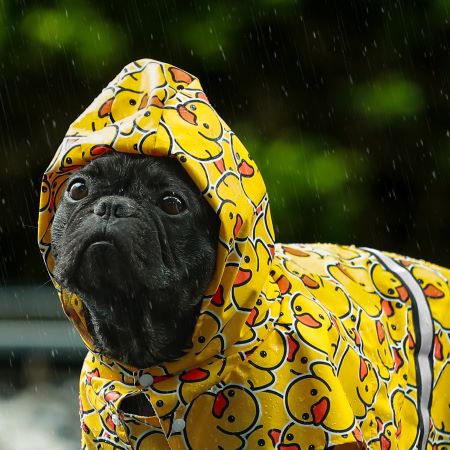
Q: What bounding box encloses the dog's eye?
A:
[158,194,186,215]
[67,180,88,200]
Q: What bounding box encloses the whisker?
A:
[36,279,52,289]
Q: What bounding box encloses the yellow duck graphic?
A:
[328,263,381,317]
[184,385,258,450]
[277,422,328,450]
[391,389,419,450]
[291,294,340,357]
[245,390,289,449]
[431,362,450,434]
[297,272,352,319]
[337,346,379,418]
[371,263,410,302]
[366,418,397,450]
[162,100,224,161]
[245,328,287,390]
[411,265,450,330]
[285,362,355,432]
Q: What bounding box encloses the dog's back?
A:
[266,243,449,449]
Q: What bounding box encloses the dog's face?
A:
[51,152,220,368]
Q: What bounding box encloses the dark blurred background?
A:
[0,0,449,445]
[2,0,450,288]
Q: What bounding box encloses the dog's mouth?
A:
[88,239,115,248]
[83,232,118,252]
[78,234,122,268]
[84,230,141,267]
[85,227,140,257]
[83,237,119,261]
[54,230,139,291]
[82,237,120,267]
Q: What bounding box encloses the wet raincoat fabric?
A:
[38,59,450,450]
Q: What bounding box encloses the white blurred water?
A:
[0,376,80,450]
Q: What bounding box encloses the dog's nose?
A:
[94,196,135,219]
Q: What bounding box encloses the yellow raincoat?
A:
[38,59,450,450]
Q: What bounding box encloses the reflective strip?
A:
[363,248,433,450]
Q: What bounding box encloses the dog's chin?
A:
[78,282,197,369]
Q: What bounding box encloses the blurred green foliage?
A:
[1,0,450,284]
[350,73,424,123]
[21,2,126,70]
[180,6,237,61]
[243,132,365,239]
[0,2,7,51]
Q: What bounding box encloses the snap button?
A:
[111,414,121,426]
[138,373,153,387]
[172,418,185,433]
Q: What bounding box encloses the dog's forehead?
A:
[77,153,191,188]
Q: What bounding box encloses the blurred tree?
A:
[21,2,127,69]
[1,0,449,286]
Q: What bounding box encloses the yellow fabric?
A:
[38,59,450,449]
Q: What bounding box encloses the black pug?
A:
[51,151,220,374]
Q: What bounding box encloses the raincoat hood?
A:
[38,59,450,450]
[38,58,277,374]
